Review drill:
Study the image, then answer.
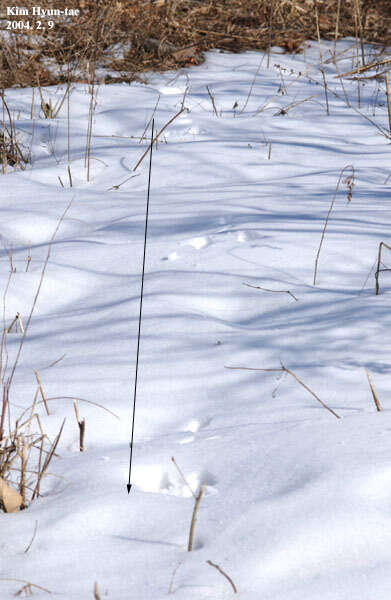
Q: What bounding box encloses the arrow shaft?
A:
[128,119,154,488]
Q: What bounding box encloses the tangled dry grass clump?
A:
[0,0,390,87]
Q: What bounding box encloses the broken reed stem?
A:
[206,85,219,116]
[34,370,49,416]
[93,582,101,600]
[73,400,85,451]
[375,241,391,295]
[314,0,330,115]
[67,164,73,188]
[243,282,298,302]
[26,243,31,272]
[188,482,206,551]
[365,368,382,411]
[226,364,341,419]
[385,74,391,133]
[313,164,354,286]
[206,560,238,594]
[133,108,185,171]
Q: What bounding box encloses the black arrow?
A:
[127,119,155,494]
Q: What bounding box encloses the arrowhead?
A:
[127,484,132,494]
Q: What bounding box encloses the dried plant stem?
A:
[0,578,51,595]
[334,0,341,50]
[226,364,341,419]
[7,199,73,393]
[375,242,391,295]
[171,456,196,498]
[168,561,183,594]
[7,313,23,334]
[34,370,50,416]
[365,368,382,411]
[336,58,391,79]
[315,0,329,115]
[31,419,65,500]
[73,400,85,451]
[313,165,354,286]
[24,520,38,553]
[206,560,237,594]
[133,108,185,171]
[267,0,275,68]
[385,74,391,133]
[93,582,101,600]
[206,85,219,116]
[188,482,206,551]
[140,94,161,145]
[330,50,350,108]
[243,282,298,301]
[67,165,73,188]
[354,0,366,67]
[26,242,31,272]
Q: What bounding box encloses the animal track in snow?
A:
[131,464,217,498]
[181,236,211,250]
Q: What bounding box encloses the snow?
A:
[1,38,391,598]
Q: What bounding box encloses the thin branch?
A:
[226,364,340,419]
[243,282,298,302]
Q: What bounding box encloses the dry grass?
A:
[0,1,391,88]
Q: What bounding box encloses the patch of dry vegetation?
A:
[0,0,390,87]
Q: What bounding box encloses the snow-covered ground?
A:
[2,38,391,598]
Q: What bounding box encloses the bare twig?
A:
[243,282,298,302]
